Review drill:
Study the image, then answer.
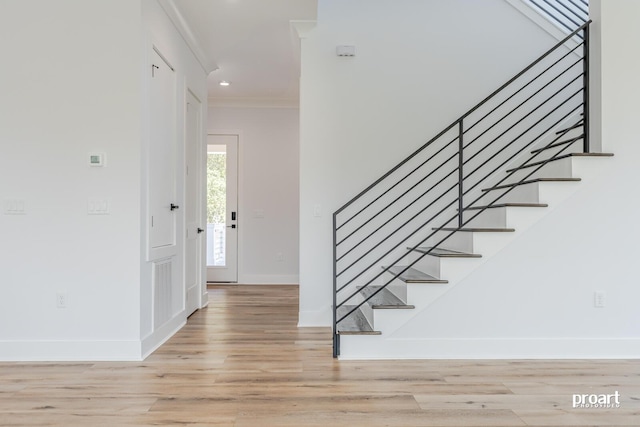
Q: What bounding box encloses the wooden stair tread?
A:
[336,306,380,335]
[412,246,481,258]
[434,227,515,232]
[359,286,414,309]
[507,153,614,172]
[482,177,581,192]
[465,203,548,209]
[383,266,447,284]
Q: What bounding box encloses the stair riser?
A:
[533,138,583,155]
[406,251,483,283]
[429,230,474,253]
[504,156,574,184]
[482,182,540,204]
[359,302,374,329]
[386,281,407,302]
[446,207,508,228]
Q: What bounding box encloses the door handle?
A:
[226,224,236,229]
[170,203,180,211]
[197,228,204,234]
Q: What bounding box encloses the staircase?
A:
[332,13,611,358]
[525,0,589,33]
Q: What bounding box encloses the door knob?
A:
[170,203,180,211]
[197,228,204,234]
[226,224,236,229]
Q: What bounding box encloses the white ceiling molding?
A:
[290,20,317,39]
[157,0,219,73]
[208,97,299,109]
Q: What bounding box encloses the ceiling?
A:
[171,0,318,105]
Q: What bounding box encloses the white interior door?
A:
[206,134,238,282]
[185,91,202,315]
[149,48,177,255]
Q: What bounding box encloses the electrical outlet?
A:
[276,252,284,262]
[594,291,606,308]
[56,292,68,309]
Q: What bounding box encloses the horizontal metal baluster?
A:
[336,136,457,245]
[336,192,460,307]
[463,56,582,153]
[336,152,457,262]
[463,42,582,139]
[556,0,588,22]
[462,104,582,196]
[463,75,583,172]
[336,176,459,286]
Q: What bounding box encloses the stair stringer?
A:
[338,155,615,359]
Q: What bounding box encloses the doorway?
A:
[206,134,239,282]
[184,90,203,315]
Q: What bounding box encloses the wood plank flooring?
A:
[1,284,639,426]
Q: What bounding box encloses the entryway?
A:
[206,134,239,283]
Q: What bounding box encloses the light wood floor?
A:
[1,285,638,426]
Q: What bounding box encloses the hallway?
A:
[1,285,638,426]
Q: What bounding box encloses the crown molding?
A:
[157,0,218,74]
[290,20,317,39]
[208,97,299,109]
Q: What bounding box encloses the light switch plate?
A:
[88,198,109,215]
[3,199,26,215]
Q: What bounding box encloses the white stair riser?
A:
[483,182,540,204]
[429,229,474,253]
[504,156,574,183]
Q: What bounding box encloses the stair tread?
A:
[465,203,549,209]
[412,246,481,258]
[434,227,515,232]
[482,177,581,192]
[383,266,447,284]
[507,153,614,172]
[359,286,414,309]
[336,305,380,335]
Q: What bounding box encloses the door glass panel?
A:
[206,144,226,267]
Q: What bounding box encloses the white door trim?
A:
[206,130,243,283]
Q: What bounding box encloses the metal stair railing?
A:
[526,0,589,35]
[332,21,591,357]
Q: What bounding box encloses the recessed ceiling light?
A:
[219,81,230,87]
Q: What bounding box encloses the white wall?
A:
[298,0,557,325]
[0,0,143,360]
[208,106,300,284]
[0,0,208,361]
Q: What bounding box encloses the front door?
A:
[206,134,238,282]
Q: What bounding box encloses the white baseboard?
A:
[298,307,332,327]
[0,340,142,362]
[338,337,640,360]
[140,313,187,359]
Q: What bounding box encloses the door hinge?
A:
[151,64,159,77]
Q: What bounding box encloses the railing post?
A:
[582,22,590,153]
[458,120,464,228]
[332,213,339,358]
